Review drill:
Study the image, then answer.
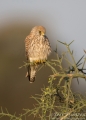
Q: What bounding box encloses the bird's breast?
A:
[28,35,51,62]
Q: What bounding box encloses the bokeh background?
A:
[0,0,86,119]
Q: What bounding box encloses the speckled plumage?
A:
[25,26,51,83]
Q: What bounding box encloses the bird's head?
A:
[30,26,46,36]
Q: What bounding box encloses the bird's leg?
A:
[33,60,40,64]
[36,59,47,64]
[41,59,46,63]
[32,59,47,66]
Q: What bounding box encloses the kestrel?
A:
[25,26,51,83]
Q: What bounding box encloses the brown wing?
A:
[25,34,33,60]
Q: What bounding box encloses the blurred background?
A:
[0,0,86,119]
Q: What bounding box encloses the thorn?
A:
[68,40,74,46]
[83,49,86,53]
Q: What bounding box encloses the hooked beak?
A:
[41,32,45,36]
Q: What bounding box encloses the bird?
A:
[25,26,51,83]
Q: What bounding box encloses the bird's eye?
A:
[39,31,41,35]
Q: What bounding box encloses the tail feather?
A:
[26,65,38,83]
